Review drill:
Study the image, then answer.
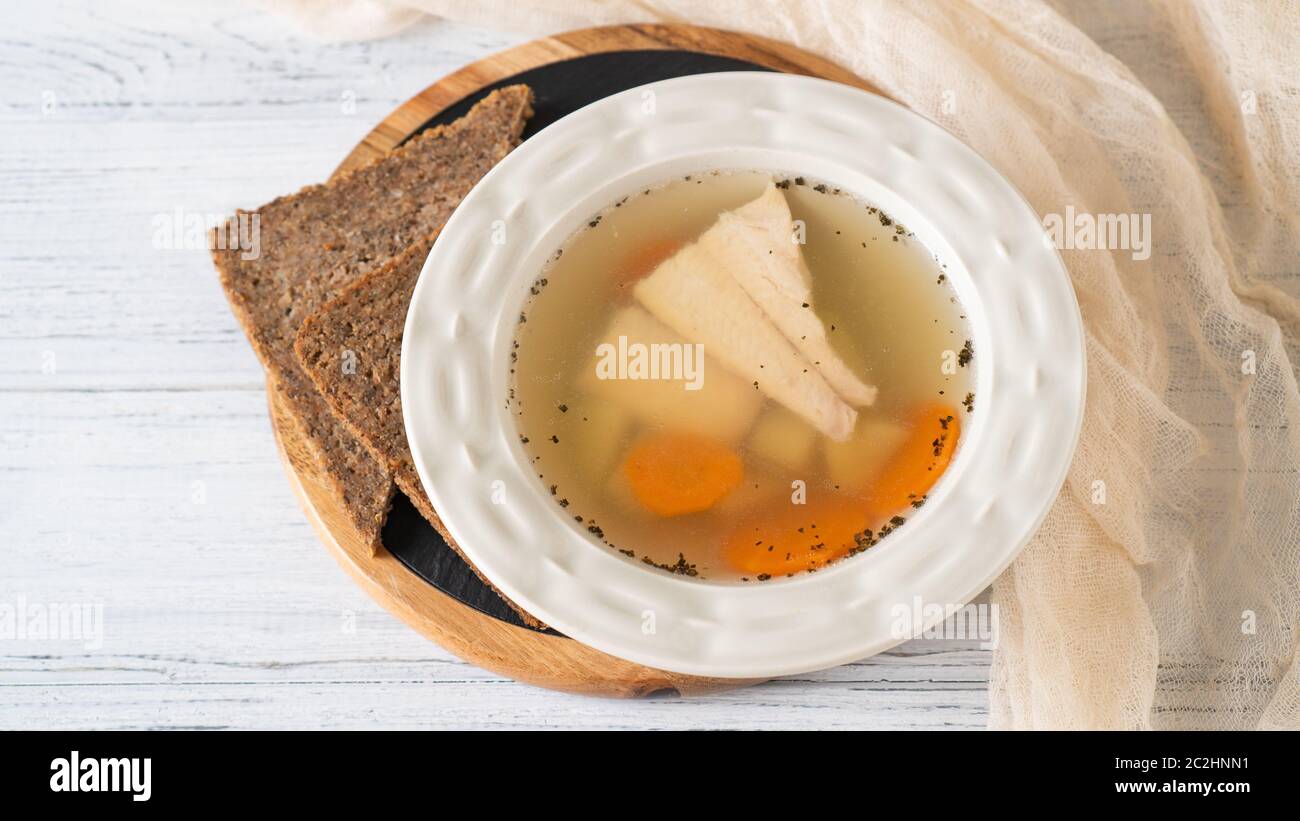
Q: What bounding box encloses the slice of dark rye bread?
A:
[212,85,534,554]
[295,240,432,530]
[294,238,547,628]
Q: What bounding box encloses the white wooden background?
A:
[0,0,991,729]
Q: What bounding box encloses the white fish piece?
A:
[712,182,878,407]
[633,238,858,441]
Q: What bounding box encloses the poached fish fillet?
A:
[714,183,878,407]
[633,183,876,442]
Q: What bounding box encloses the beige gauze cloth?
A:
[256,0,1300,729]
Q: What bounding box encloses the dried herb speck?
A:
[642,553,699,577]
[958,339,973,367]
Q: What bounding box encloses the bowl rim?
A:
[401,71,1085,677]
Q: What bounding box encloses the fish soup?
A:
[511,171,973,581]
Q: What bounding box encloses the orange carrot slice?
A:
[616,238,680,285]
[862,403,961,516]
[622,432,743,517]
[722,493,873,577]
[722,403,962,578]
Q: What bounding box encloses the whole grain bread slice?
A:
[294,239,546,627]
[212,85,533,551]
[295,239,431,522]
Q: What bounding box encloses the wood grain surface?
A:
[336,23,881,172]
[0,0,992,728]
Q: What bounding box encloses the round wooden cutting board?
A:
[269,23,883,697]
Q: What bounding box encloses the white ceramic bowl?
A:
[402,72,1085,678]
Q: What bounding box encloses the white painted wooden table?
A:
[0,0,990,729]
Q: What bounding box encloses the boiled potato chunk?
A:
[573,399,633,479]
[578,306,762,444]
[748,405,818,472]
[822,414,909,490]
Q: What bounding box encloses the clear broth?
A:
[511,171,973,581]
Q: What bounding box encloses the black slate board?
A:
[382,50,771,633]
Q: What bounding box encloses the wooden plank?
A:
[0,0,992,727]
